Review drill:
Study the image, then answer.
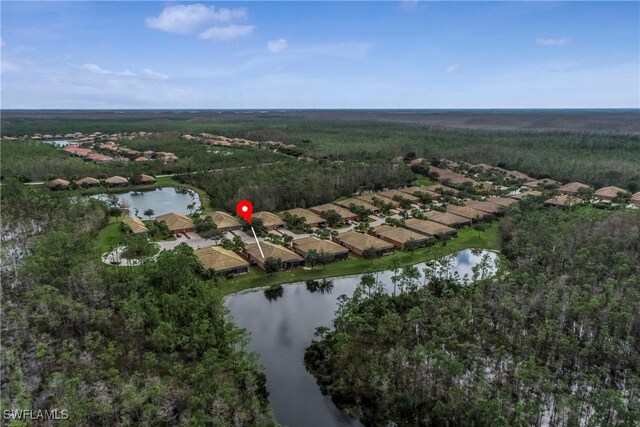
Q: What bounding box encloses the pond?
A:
[226,249,499,427]
[91,187,201,218]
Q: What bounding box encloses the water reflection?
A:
[91,187,201,218]
[226,249,498,427]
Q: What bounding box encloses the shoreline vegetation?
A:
[219,224,499,296]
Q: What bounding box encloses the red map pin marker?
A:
[236,200,253,223]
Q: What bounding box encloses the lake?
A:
[91,187,201,218]
[226,249,499,427]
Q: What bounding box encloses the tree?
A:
[320,209,343,227]
[404,238,421,253]
[143,208,155,220]
[354,221,372,234]
[264,257,281,273]
[306,249,319,268]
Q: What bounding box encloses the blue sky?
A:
[1,1,638,108]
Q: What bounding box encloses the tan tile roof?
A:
[155,213,194,231]
[337,230,394,251]
[253,211,285,228]
[293,236,349,256]
[405,218,456,237]
[594,186,628,199]
[309,203,356,219]
[464,200,502,214]
[245,241,303,263]
[485,197,518,207]
[195,246,248,272]
[279,208,325,225]
[544,195,585,207]
[105,175,129,184]
[200,211,241,229]
[355,193,399,207]
[371,225,429,244]
[509,190,543,200]
[446,204,490,220]
[558,182,590,195]
[377,189,420,202]
[399,186,440,198]
[122,216,148,234]
[76,177,100,185]
[523,178,561,189]
[428,166,477,186]
[139,174,156,183]
[425,211,470,226]
[630,192,640,204]
[334,198,378,212]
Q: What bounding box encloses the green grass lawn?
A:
[413,174,435,186]
[94,216,125,256]
[219,222,500,295]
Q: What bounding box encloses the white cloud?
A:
[117,70,136,77]
[1,59,20,73]
[267,39,287,53]
[146,4,247,35]
[141,68,169,80]
[80,63,111,74]
[536,37,570,46]
[198,25,254,41]
[445,64,459,73]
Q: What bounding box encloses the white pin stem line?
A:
[251,226,265,258]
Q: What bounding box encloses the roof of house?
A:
[485,197,518,207]
[371,225,430,244]
[355,193,399,207]
[509,190,543,200]
[122,216,148,234]
[337,230,394,251]
[194,246,249,272]
[464,200,502,214]
[105,175,129,184]
[253,211,286,228]
[200,211,241,229]
[630,192,640,203]
[377,189,420,202]
[445,204,490,220]
[399,186,440,198]
[428,166,477,186]
[425,183,457,194]
[405,218,457,237]
[594,186,628,199]
[76,177,100,185]
[279,208,326,225]
[139,174,156,183]
[48,178,70,187]
[293,236,349,256]
[558,182,591,194]
[544,195,585,207]
[506,170,535,181]
[334,198,378,212]
[309,203,356,219]
[134,157,149,162]
[155,212,194,231]
[523,178,561,189]
[425,211,470,226]
[245,241,303,263]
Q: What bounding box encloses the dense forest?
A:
[178,160,416,212]
[305,202,640,426]
[2,115,639,190]
[1,182,275,426]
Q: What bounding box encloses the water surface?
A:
[91,187,201,218]
[226,249,498,427]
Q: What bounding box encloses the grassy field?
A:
[219,223,499,295]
